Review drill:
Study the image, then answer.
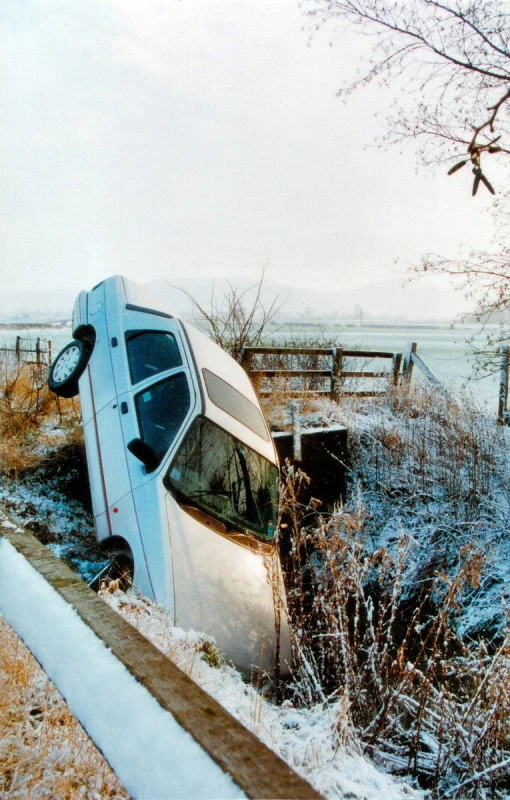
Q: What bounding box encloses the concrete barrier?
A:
[0,517,321,800]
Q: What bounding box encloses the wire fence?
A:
[0,336,52,367]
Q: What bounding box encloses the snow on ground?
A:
[0,534,246,800]
[102,586,423,799]
[0,501,422,799]
[0,451,106,584]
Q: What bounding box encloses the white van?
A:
[48,276,290,674]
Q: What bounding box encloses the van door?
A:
[119,329,196,489]
[121,369,196,612]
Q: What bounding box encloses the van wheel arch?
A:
[73,324,96,349]
[100,537,135,590]
[102,536,133,558]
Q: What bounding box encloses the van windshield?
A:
[164,416,278,539]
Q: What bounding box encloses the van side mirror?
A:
[127,438,159,472]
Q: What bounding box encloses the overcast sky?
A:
[1,0,498,304]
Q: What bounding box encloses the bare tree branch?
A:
[307,0,510,372]
[178,271,287,361]
[307,0,510,190]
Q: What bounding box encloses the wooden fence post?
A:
[15,336,21,363]
[240,348,252,375]
[35,337,41,365]
[331,347,343,401]
[290,400,302,462]
[48,340,52,366]
[402,342,417,384]
[498,345,510,424]
[392,352,402,386]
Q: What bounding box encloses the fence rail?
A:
[241,346,402,401]
[241,345,410,400]
[242,342,510,422]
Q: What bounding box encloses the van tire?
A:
[48,340,91,398]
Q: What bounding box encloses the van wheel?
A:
[48,340,91,398]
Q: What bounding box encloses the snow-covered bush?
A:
[273,386,510,796]
[280,484,510,796]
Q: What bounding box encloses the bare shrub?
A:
[180,271,286,361]
[0,361,80,474]
[0,362,52,435]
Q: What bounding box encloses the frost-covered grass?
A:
[268,387,510,797]
[281,496,510,798]
[266,386,510,640]
[0,614,128,799]
[0,361,104,580]
[99,583,421,799]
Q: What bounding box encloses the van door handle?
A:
[120,402,129,414]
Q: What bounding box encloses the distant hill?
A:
[0,275,474,324]
[149,276,473,324]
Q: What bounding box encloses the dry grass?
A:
[0,614,128,799]
[0,360,81,475]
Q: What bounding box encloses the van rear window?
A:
[202,368,269,441]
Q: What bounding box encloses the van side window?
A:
[126,331,182,384]
[135,372,190,464]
